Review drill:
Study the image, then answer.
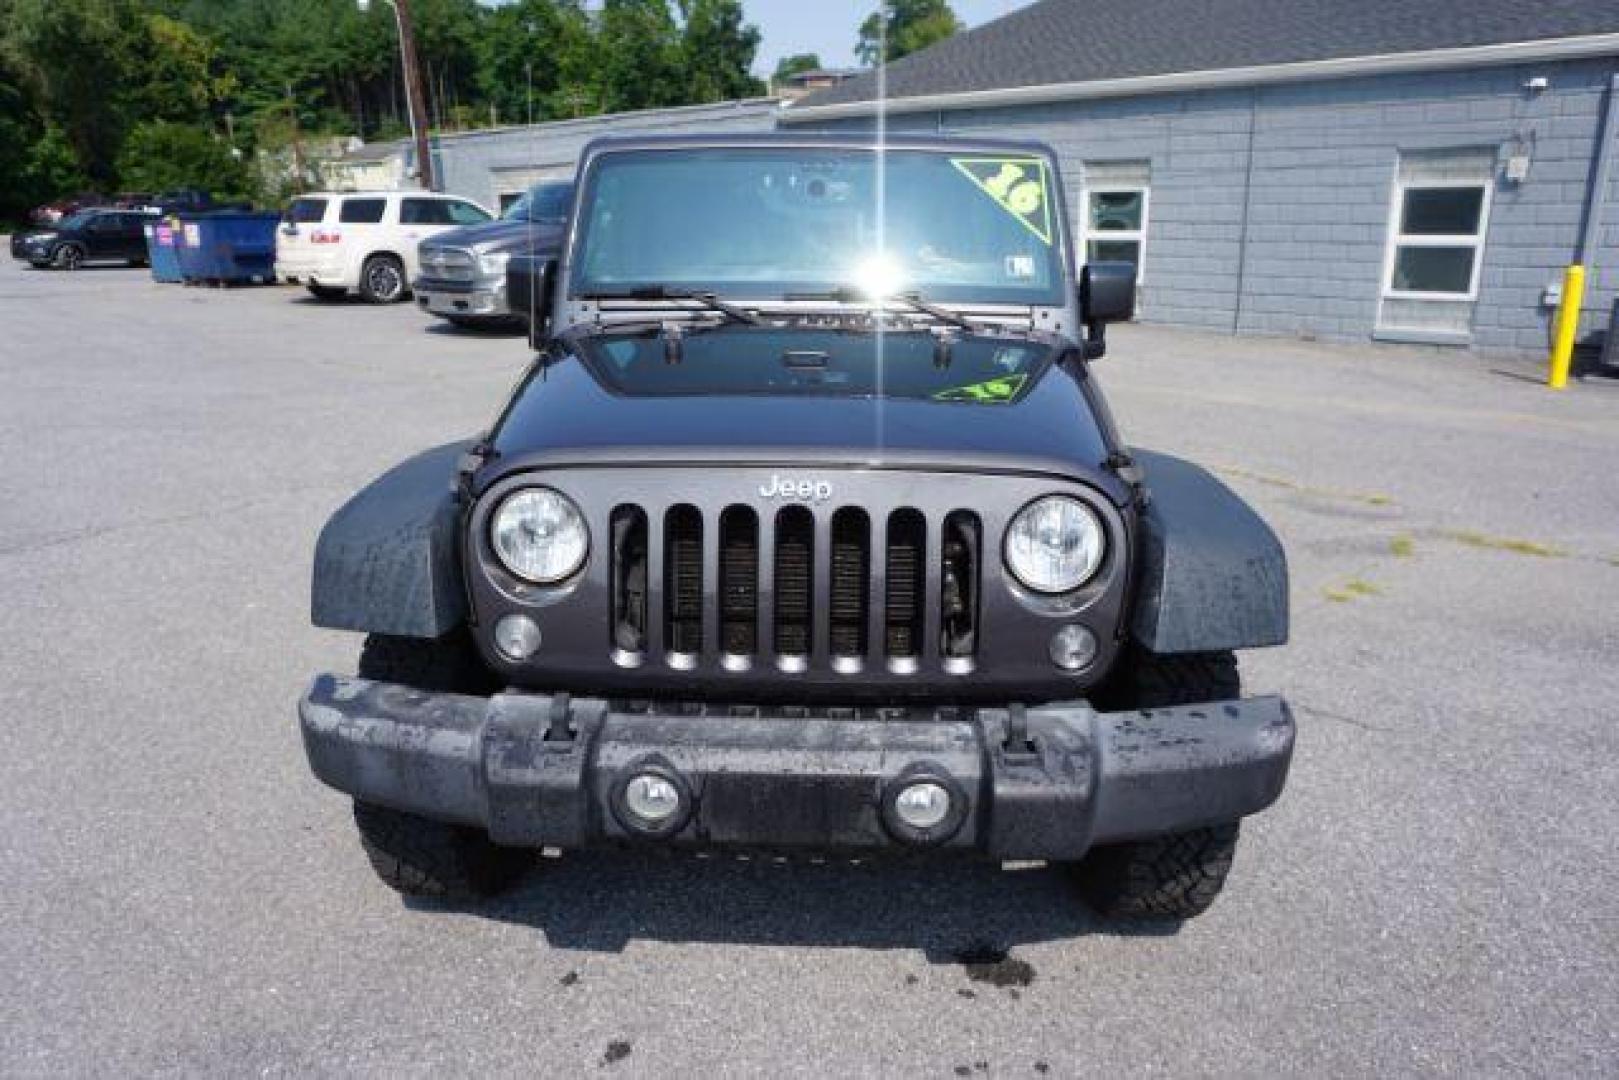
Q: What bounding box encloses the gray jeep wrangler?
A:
[298,134,1293,921]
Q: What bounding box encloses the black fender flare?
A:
[1128,450,1289,654]
[311,441,471,638]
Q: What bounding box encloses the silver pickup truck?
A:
[413,180,573,328]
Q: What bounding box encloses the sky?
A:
[743,1,1032,76]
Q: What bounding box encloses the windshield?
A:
[576,327,1053,404]
[571,147,1067,305]
[57,212,95,230]
[504,182,573,222]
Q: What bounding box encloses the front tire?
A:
[1071,649,1245,920]
[358,254,407,303]
[349,632,526,899]
[53,244,84,271]
[1072,823,1241,921]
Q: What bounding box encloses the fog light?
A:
[624,774,682,823]
[1049,624,1097,671]
[894,781,952,830]
[494,614,541,660]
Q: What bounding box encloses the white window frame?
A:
[1080,185,1150,283]
[1380,178,1492,302]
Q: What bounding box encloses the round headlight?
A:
[1004,495,1105,593]
[490,487,588,583]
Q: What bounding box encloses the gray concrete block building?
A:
[433,98,781,214]
[781,0,1619,357]
[427,1,1618,359]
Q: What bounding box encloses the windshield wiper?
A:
[783,287,979,332]
[580,285,762,326]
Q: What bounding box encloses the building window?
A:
[1383,183,1490,299]
[1375,147,1496,339]
[1080,160,1150,282]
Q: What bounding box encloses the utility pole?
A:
[393,0,436,190]
[360,0,435,191]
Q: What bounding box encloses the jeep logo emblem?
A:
[759,475,833,503]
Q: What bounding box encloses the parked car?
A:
[275,191,493,303]
[414,180,574,328]
[297,134,1295,922]
[30,191,107,226]
[149,188,214,214]
[16,208,157,269]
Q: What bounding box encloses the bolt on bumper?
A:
[297,675,1294,858]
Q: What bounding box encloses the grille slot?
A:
[773,507,814,659]
[664,506,703,657]
[719,506,758,657]
[829,509,870,660]
[884,510,926,663]
[940,511,981,664]
[609,506,648,656]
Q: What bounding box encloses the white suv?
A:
[275,191,492,303]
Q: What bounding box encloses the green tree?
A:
[479,0,599,124]
[678,0,764,103]
[135,13,236,123]
[772,52,822,85]
[856,0,961,66]
[116,120,252,199]
[596,0,683,113]
[3,0,146,184]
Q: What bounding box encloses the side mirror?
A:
[506,255,558,349]
[1077,262,1136,359]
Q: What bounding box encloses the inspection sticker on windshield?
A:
[951,157,1053,245]
[933,373,1029,404]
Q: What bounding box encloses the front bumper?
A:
[413,277,510,318]
[299,676,1294,857]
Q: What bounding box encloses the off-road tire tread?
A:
[350,632,520,898]
[1074,822,1240,920]
[356,630,498,694]
[353,801,530,899]
[1073,648,1244,920]
[1090,648,1240,711]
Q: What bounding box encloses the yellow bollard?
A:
[1548,264,1585,389]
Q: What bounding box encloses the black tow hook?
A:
[1000,703,1039,763]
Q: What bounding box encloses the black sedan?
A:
[16,209,156,270]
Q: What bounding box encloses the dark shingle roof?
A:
[793,0,1619,110]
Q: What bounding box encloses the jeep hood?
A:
[484,347,1123,493]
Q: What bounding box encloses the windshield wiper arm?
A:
[581,285,762,325]
[783,287,978,332]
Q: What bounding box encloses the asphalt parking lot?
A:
[2,256,1616,1076]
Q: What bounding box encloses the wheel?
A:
[1071,823,1241,921]
[349,632,526,899]
[1070,650,1245,920]
[356,630,498,694]
[353,801,532,900]
[53,244,84,271]
[305,283,347,301]
[357,254,407,303]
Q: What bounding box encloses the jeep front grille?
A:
[608,502,980,675]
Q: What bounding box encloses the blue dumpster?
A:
[175,211,282,285]
[144,219,184,283]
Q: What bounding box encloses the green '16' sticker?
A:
[951,157,1053,245]
[933,373,1029,404]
